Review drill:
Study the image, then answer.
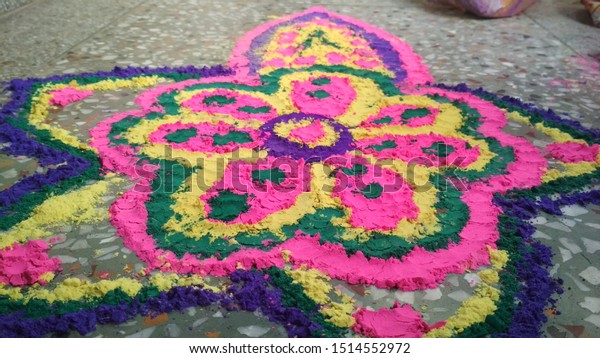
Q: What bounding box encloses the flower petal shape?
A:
[229,7,433,89]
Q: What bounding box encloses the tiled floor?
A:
[0,0,599,337]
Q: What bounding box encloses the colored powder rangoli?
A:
[0,7,598,338]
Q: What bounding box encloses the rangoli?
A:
[0,7,599,338]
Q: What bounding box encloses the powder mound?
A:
[352,301,433,338]
[545,142,599,163]
[0,240,62,286]
[49,87,94,107]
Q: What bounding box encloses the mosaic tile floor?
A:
[1,0,599,338]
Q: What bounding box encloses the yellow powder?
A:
[273,119,340,148]
[27,76,162,153]
[27,277,142,304]
[321,296,356,328]
[281,250,292,262]
[542,161,598,183]
[285,266,356,328]
[506,111,598,183]
[80,76,161,91]
[426,249,508,337]
[0,178,121,249]
[0,284,24,300]
[508,111,586,144]
[488,247,508,271]
[477,269,499,284]
[149,273,222,293]
[285,266,332,304]
[426,284,499,338]
[260,23,394,78]
[38,272,56,284]
[276,71,385,128]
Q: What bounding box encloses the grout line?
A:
[0,0,40,20]
[523,12,586,58]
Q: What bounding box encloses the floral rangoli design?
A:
[1,7,599,337]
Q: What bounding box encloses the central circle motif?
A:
[260,113,353,162]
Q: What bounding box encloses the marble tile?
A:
[580,266,600,286]
[0,0,144,81]
[580,297,600,314]
[0,0,33,14]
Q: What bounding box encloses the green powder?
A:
[207,190,250,222]
[212,131,253,146]
[164,127,197,144]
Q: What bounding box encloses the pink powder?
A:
[262,58,286,68]
[90,110,156,179]
[100,84,545,289]
[353,302,434,337]
[110,180,287,276]
[134,76,262,114]
[293,56,317,66]
[280,188,499,291]
[545,142,599,163]
[277,30,299,44]
[288,120,327,143]
[356,133,480,168]
[417,87,547,192]
[362,104,438,128]
[182,88,276,122]
[90,13,553,297]
[351,48,377,58]
[201,158,311,225]
[570,55,600,74]
[0,240,62,286]
[149,121,264,154]
[49,87,93,107]
[326,52,347,65]
[228,7,434,88]
[278,46,297,57]
[326,156,419,230]
[353,59,381,69]
[291,76,356,118]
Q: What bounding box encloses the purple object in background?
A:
[439,0,537,18]
[582,0,600,26]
